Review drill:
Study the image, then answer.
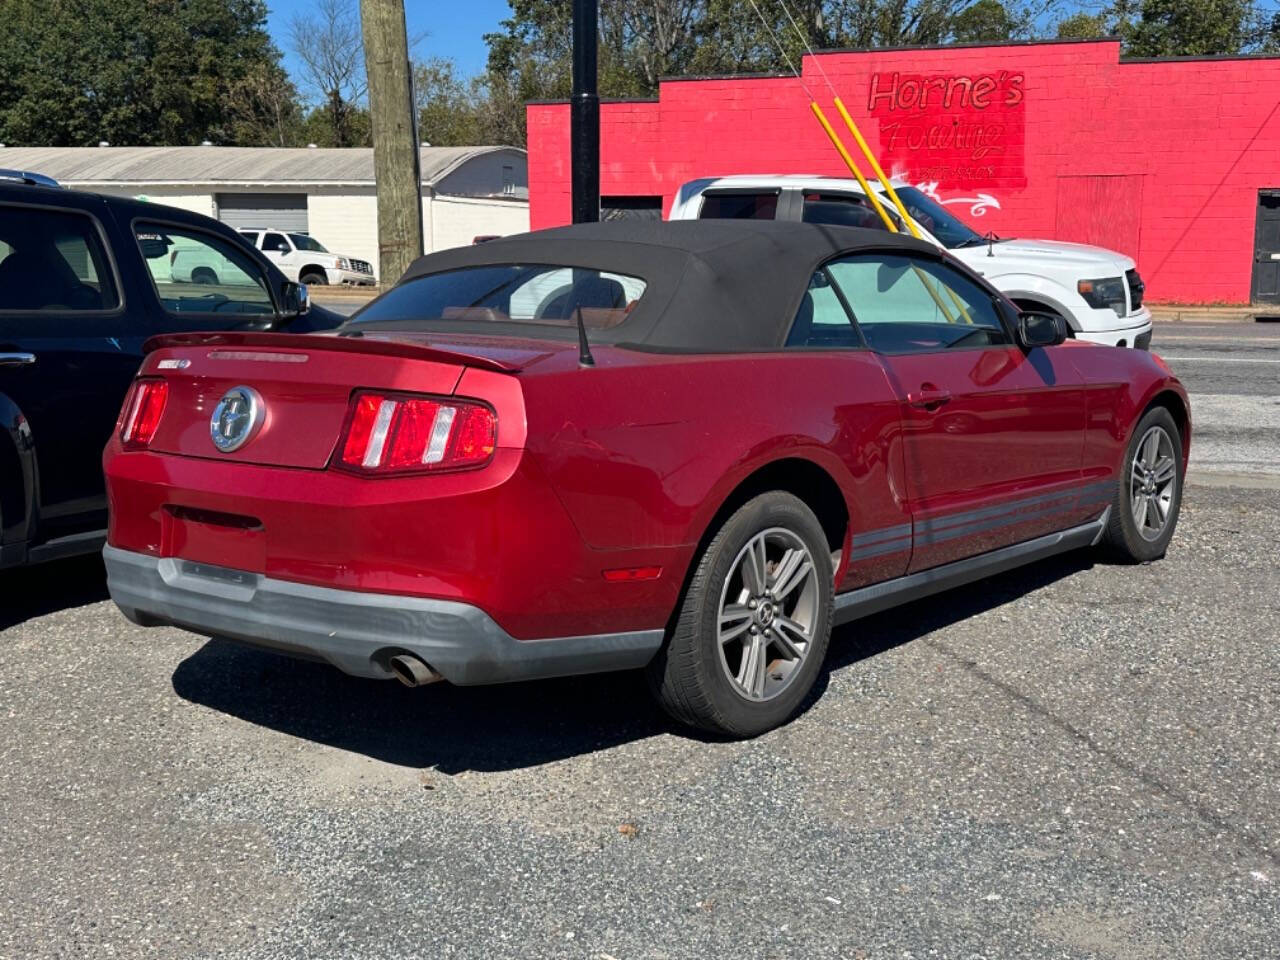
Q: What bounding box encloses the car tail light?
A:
[336,391,496,475]
[119,378,168,449]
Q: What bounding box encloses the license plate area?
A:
[161,505,266,574]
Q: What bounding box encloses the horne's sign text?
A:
[868,70,1027,190]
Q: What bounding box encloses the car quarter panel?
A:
[520,349,913,591]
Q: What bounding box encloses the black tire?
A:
[1102,405,1184,563]
[191,267,218,285]
[647,491,834,737]
[300,271,328,286]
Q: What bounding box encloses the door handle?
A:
[0,352,36,367]
[907,385,952,409]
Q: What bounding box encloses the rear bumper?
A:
[104,545,663,685]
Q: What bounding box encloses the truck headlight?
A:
[1078,277,1127,316]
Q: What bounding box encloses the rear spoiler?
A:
[143,331,523,374]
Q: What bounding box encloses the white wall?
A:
[306,188,380,278]
[76,186,215,218]
[428,195,529,253]
[435,148,528,199]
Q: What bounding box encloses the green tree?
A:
[1123,0,1268,56]
[0,0,296,146]
[1055,11,1110,39]
[952,0,1022,42]
[415,58,486,146]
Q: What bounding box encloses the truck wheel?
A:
[300,271,328,286]
[1102,406,1184,563]
[648,491,833,738]
[192,267,218,285]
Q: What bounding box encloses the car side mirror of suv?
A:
[278,280,310,321]
[1018,311,1067,349]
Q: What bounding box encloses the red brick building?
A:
[526,39,1280,305]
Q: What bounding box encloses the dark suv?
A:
[0,173,342,569]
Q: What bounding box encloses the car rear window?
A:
[350,264,648,333]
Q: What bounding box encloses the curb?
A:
[1149,306,1275,324]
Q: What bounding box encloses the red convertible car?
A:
[103,221,1189,736]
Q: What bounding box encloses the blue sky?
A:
[265,0,513,88]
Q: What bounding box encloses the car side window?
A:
[0,204,119,312]
[825,254,1009,354]
[262,232,290,253]
[135,222,275,316]
[786,270,861,348]
[697,192,779,220]
[801,194,898,233]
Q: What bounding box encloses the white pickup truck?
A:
[236,228,375,287]
[670,176,1152,349]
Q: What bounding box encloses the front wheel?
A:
[1102,406,1184,562]
[648,491,833,737]
[300,271,328,286]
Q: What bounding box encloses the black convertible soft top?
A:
[383,219,942,351]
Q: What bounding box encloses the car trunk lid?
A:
[138,331,519,469]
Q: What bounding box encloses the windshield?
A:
[289,233,328,253]
[349,264,648,336]
[891,187,985,248]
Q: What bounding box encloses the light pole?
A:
[571,0,600,224]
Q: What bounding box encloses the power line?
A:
[745,0,816,100]
[774,0,837,97]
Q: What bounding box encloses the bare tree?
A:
[615,0,704,88]
[290,0,367,146]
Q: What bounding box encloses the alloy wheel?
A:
[1130,425,1178,541]
[716,527,819,702]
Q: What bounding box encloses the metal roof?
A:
[0,145,525,188]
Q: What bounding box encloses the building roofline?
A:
[809,36,1121,57]
[1120,51,1280,63]
[527,97,659,105]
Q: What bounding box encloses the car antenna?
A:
[575,306,595,367]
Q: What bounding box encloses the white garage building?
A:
[0,145,529,281]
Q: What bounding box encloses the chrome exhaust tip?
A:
[388,653,443,688]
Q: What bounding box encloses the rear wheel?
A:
[300,270,328,286]
[1102,406,1183,562]
[648,491,833,737]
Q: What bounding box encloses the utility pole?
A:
[360,0,423,286]
[571,0,600,223]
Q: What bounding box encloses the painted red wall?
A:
[527,40,1280,305]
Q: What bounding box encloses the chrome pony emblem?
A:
[210,386,265,453]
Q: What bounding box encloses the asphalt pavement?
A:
[1,322,1277,959]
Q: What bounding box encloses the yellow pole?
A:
[809,100,962,325]
[831,97,972,324]
[833,97,917,237]
[808,102,898,234]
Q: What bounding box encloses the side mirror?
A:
[279,281,310,320]
[1018,311,1068,348]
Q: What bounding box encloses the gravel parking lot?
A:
[2,323,1277,960]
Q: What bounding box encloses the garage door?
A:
[216,193,308,233]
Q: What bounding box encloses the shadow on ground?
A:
[0,553,109,632]
[172,551,1096,774]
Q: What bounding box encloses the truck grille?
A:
[350,259,373,275]
[1126,268,1145,311]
